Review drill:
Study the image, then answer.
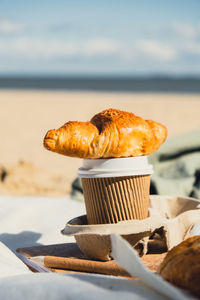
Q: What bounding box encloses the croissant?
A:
[158,236,200,297]
[43,108,167,158]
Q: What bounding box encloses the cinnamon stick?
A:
[44,256,130,277]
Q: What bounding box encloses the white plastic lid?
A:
[78,156,153,178]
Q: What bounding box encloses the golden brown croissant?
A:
[43,108,167,158]
[158,236,200,297]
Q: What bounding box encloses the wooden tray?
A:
[17,243,167,278]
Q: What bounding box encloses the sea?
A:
[0,76,200,93]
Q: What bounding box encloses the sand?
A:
[0,89,200,196]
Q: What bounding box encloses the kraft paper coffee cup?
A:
[78,157,153,225]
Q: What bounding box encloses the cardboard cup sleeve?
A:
[81,175,150,224]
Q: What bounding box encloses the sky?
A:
[0,0,200,76]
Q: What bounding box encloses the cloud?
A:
[13,38,77,59]
[169,23,200,56]
[134,40,177,61]
[82,39,119,56]
[0,36,177,63]
[0,37,119,59]
[0,25,200,75]
[0,19,24,34]
[184,42,200,55]
[173,23,198,40]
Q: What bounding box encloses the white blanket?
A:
[0,196,196,300]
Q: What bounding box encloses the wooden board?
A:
[17,243,167,277]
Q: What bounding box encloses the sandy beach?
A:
[0,89,200,196]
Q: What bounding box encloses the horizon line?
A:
[0,74,200,79]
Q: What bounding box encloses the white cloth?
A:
[0,242,30,278]
[0,196,196,299]
[0,195,85,251]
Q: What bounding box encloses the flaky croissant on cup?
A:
[44,109,167,224]
[44,108,167,159]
